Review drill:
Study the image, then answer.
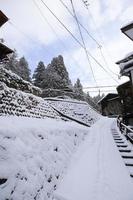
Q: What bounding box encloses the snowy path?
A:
[54,117,133,200]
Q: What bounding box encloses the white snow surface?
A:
[54,118,133,200]
[0,116,89,200]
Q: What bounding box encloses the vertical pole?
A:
[99,89,100,96]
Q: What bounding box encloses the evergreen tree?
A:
[17,57,31,81]
[42,55,72,89]
[74,78,83,95]
[48,55,72,87]
[92,93,105,104]
[85,92,100,110]
[42,69,64,89]
[74,78,84,100]
[5,50,18,73]
[32,61,45,87]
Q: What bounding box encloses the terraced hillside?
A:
[0,71,101,200]
[48,98,100,126]
[0,82,60,119]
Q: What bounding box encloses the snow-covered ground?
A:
[0,116,89,200]
[54,118,133,200]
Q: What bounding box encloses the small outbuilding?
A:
[98,93,122,117]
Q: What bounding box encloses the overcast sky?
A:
[1,0,133,95]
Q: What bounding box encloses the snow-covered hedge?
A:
[0,117,89,200]
[0,67,42,96]
[0,82,60,119]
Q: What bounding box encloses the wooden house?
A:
[98,93,122,117]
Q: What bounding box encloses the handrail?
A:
[117,118,133,144]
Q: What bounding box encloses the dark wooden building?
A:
[0,10,13,62]
[117,81,133,125]
[98,93,122,117]
[115,21,133,126]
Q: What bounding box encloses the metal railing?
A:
[117,119,133,144]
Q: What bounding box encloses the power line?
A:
[83,85,117,89]
[70,0,98,87]
[58,0,101,47]
[32,0,88,79]
[88,90,117,93]
[87,7,119,77]
[98,46,119,77]
[81,0,119,77]
[39,0,119,84]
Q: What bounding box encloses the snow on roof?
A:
[121,21,133,30]
[121,21,133,41]
[116,52,133,65]
[119,58,133,75]
[98,93,118,104]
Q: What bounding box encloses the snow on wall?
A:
[0,66,42,96]
[0,82,60,119]
[0,116,89,200]
[48,100,100,126]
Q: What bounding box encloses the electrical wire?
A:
[58,0,101,47]
[81,0,119,77]
[39,0,119,84]
[70,0,98,87]
[83,85,117,89]
[32,0,87,78]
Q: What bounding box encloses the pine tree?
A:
[32,61,45,88]
[4,50,18,73]
[42,69,64,89]
[74,78,83,95]
[47,55,72,88]
[74,78,84,100]
[17,57,31,81]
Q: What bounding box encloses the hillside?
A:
[0,116,90,200]
[0,70,101,200]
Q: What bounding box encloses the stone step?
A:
[124,159,133,166]
[116,141,125,144]
[117,145,128,148]
[130,174,133,178]
[122,155,133,159]
[119,149,131,153]
[114,138,123,141]
[125,163,133,166]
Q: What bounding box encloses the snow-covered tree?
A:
[4,50,18,73]
[73,78,85,100]
[17,57,31,82]
[92,93,105,104]
[48,55,71,87]
[42,55,72,89]
[74,78,83,95]
[42,69,64,89]
[32,61,45,87]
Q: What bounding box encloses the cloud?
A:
[1,0,133,96]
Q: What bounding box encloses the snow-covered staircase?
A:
[111,127,133,178]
